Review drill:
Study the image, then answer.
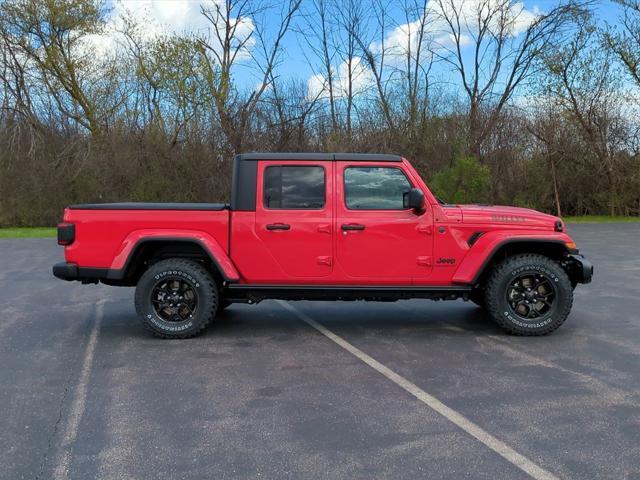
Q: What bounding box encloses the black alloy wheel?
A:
[151,277,199,323]
[506,273,556,320]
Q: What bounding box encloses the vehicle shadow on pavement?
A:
[212,301,507,339]
[94,298,584,342]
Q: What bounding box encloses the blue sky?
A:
[100,0,626,94]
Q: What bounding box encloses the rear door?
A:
[255,160,333,279]
[335,162,433,282]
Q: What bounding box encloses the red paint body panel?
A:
[59,156,578,288]
[254,160,334,280]
[62,208,238,280]
[451,230,572,284]
[334,161,433,283]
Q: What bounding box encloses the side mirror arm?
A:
[405,187,426,214]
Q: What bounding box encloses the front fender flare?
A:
[452,231,572,285]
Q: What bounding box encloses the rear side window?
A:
[344,167,412,210]
[263,166,325,209]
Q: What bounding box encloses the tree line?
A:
[1,0,639,226]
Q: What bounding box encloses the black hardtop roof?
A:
[234,152,402,162]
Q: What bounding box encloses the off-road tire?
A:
[484,254,573,336]
[135,258,218,339]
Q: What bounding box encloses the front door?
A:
[255,160,333,279]
[335,162,433,282]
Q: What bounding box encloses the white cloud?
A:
[79,0,255,61]
[373,0,538,60]
[112,0,211,37]
[307,57,375,101]
[433,0,538,38]
[378,19,426,58]
[306,0,539,100]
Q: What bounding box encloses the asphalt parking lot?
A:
[1,223,639,480]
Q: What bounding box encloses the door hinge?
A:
[417,256,432,266]
[317,256,333,266]
[417,224,433,235]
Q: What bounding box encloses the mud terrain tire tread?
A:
[484,254,573,336]
[135,258,218,339]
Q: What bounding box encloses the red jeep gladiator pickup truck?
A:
[53,153,592,338]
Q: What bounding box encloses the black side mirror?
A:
[403,188,425,213]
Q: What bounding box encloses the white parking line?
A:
[394,302,634,405]
[53,299,105,480]
[277,300,559,480]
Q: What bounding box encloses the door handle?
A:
[341,223,365,231]
[266,223,291,231]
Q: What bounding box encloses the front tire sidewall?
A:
[486,256,573,335]
[135,260,217,338]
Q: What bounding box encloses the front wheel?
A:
[484,254,573,336]
[135,258,218,338]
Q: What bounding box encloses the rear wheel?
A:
[135,258,218,339]
[484,254,573,336]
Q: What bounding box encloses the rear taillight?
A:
[57,222,75,246]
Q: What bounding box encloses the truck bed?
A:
[62,203,230,270]
[68,202,228,210]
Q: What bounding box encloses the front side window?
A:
[344,167,412,210]
[263,165,325,209]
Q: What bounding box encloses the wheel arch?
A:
[454,237,571,287]
[109,233,240,286]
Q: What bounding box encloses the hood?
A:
[455,204,562,230]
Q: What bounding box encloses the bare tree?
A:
[541,21,627,215]
[433,0,584,160]
[0,20,37,125]
[1,0,640,227]
[300,0,338,132]
[120,20,211,146]
[526,102,569,216]
[396,0,436,135]
[336,0,366,137]
[605,0,640,87]
[0,0,115,136]
[197,0,302,152]
[346,0,396,133]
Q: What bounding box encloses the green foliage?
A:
[1,0,640,225]
[1,0,108,134]
[606,0,640,87]
[429,157,491,204]
[564,215,640,223]
[0,228,56,238]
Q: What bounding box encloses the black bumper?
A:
[53,262,79,281]
[567,254,594,284]
[52,262,111,283]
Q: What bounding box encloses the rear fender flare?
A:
[110,230,240,282]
